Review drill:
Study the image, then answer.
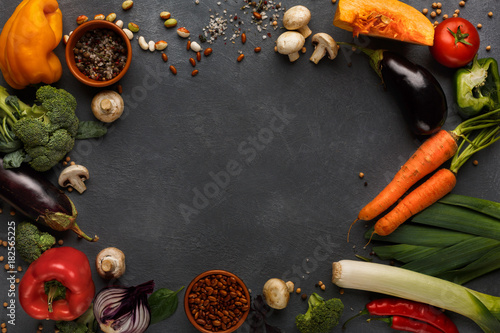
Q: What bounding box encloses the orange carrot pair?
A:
[350,109,500,241]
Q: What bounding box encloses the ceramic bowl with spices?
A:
[184,269,251,333]
[65,20,132,87]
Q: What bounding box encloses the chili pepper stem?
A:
[47,284,58,313]
[342,309,369,329]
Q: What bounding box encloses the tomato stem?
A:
[448,25,472,46]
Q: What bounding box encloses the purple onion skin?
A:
[94,280,155,333]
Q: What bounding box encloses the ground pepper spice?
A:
[73,29,127,81]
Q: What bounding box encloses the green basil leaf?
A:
[148,286,184,325]
[76,121,108,140]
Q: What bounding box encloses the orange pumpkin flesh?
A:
[333,0,435,46]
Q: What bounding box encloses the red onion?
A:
[93,280,154,333]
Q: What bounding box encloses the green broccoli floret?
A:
[56,304,97,333]
[295,293,344,333]
[15,222,56,263]
[0,85,80,171]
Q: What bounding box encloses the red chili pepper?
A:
[372,315,445,333]
[365,298,458,333]
[19,247,95,321]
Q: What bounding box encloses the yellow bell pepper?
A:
[0,0,63,90]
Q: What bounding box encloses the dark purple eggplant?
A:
[0,158,98,241]
[341,44,447,136]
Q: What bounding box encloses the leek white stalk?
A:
[332,260,500,333]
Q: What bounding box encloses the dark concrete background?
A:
[0,0,499,332]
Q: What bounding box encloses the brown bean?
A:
[237,54,245,62]
[189,57,196,67]
[196,51,202,61]
[241,33,247,44]
[161,53,168,62]
[169,65,177,75]
[204,47,213,56]
[187,40,192,51]
[254,47,262,53]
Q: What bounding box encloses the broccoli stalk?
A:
[15,222,56,263]
[0,85,79,171]
[295,293,344,333]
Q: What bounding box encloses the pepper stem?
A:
[45,280,67,313]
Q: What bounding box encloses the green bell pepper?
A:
[454,56,500,118]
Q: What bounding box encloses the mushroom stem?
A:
[70,177,87,194]
[288,52,300,62]
[100,99,113,114]
[101,257,116,273]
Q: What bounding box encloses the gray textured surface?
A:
[0,0,499,332]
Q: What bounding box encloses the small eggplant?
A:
[342,44,447,136]
[0,158,98,241]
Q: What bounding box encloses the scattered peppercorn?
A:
[301,293,307,300]
[473,160,479,166]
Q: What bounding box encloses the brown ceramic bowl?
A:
[184,270,251,333]
[65,20,132,87]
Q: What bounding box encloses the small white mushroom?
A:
[91,90,124,123]
[276,31,306,62]
[96,247,126,279]
[283,5,312,38]
[58,165,90,194]
[262,278,295,310]
[309,33,339,64]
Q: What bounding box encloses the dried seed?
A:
[169,65,177,75]
[94,14,105,20]
[204,48,213,56]
[106,13,117,22]
[177,27,190,38]
[63,35,70,45]
[117,84,123,94]
[115,20,124,28]
[196,51,201,61]
[128,22,140,32]
[190,41,202,52]
[241,33,247,44]
[161,53,168,62]
[237,54,245,62]
[191,69,199,77]
[254,47,261,53]
[155,40,168,51]
[138,36,149,50]
[164,18,178,28]
[122,0,134,10]
[186,40,192,51]
[148,40,156,52]
[189,58,196,67]
[76,15,88,25]
[253,11,262,20]
[160,11,171,20]
[122,28,134,40]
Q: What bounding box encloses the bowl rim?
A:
[184,269,251,333]
[64,20,132,88]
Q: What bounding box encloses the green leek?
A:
[332,260,500,332]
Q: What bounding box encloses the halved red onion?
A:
[93,280,155,333]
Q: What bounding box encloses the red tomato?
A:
[429,17,480,68]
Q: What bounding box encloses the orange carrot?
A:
[358,129,458,222]
[374,168,457,236]
[349,109,500,242]
[370,123,500,239]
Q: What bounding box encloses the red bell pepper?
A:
[19,246,95,321]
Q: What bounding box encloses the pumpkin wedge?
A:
[333,0,435,46]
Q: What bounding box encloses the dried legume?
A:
[187,273,249,332]
[73,29,128,81]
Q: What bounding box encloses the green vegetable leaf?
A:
[3,149,29,169]
[0,139,22,153]
[148,286,184,325]
[76,121,108,140]
[5,95,21,115]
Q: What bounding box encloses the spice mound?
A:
[73,29,127,81]
[185,270,250,332]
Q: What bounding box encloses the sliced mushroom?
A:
[309,33,339,64]
[91,90,124,123]
[262,278,294,309]
[283,5,312,38]
[276,31,306,62]
[96,247,126,279]
[58,165,89,194]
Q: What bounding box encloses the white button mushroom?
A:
[262,278,295,310]
[283,5,312,38]
[276,31,306,62]
[309,33,339,64]
[58,164,90,194]
[91,90,124,123]
[96,247,126,279]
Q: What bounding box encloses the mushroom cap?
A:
[310,33,339,64]
[283,5,311,31]
[58,164,89,185]
[96,247,126,279]
[91,90,124,123]
[276,31,306,55]
[262,278,290,310]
